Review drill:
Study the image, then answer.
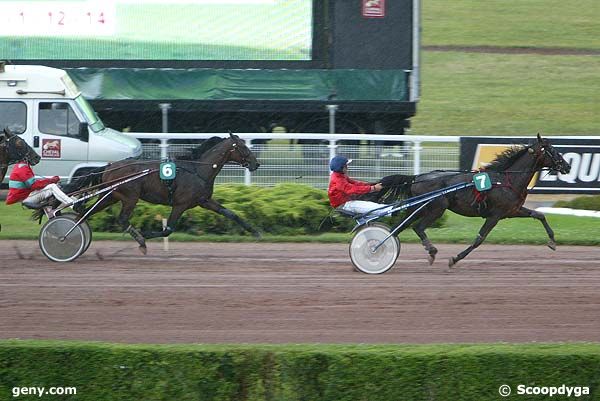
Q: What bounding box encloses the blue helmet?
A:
[329,156,351,172]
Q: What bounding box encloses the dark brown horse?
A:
[378,134,571,267]
[71,133,260,253]
[0,127,41,183]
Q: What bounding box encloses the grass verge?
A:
[1,204,598,245]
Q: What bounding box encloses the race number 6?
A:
[160,162,176,180]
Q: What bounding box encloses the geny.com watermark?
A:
[499,384,590,397]
[12,386,77,398]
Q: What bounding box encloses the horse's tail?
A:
[64,166,106,193]
[30,166,107,223]
[377,174,416,203]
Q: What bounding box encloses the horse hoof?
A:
[448,257,457,268]
[139,246,147,255]
[547,240,557,251]
[428,254,436,265]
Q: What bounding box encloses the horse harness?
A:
[160,141,252,205]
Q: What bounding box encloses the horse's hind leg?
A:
[412,202,446,265]
[115,196,146,254]
[449,217,499,267]
[511,207,556,250]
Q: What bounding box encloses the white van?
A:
[0,64,141,183]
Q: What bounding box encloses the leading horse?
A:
[69,133,260,253]
[377,134,571,267]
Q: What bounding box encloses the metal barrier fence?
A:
[124,133,460,188]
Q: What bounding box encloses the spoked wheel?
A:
[60,213,93,255]
[39,216,88,262]
[349,223,400,274]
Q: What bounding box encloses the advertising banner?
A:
[460,137,600,194]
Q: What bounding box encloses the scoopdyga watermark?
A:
[499,384,590,397]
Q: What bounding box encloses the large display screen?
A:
[0,0,313,60]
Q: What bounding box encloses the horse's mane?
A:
[485,146,529,171]
[188,136,225,159]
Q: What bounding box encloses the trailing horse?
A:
[0,127,40,183]
[69,133,260,253]
[377,134,571,267]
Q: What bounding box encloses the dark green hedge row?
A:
[87,184,447,235]
[1,341,599,401]
[554,195,600,211]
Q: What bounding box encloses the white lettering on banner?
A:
[539,152,600,184]
[579,153,600,182]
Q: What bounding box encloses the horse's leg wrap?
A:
[143,225,174,240]
[126,225,147,253]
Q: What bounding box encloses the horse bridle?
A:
[229,140,252,168]
[534,144,565,173]
[2,135,35,166]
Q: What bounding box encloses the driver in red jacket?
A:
[328,155,392,215]
[6,161,76,208]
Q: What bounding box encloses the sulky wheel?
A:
[349,223,400,274]
[39,216,87,262]
[60,213,93,255]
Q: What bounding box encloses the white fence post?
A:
[328,138,337,168]
[244,138,252,185]
[159,139,169,161]
[412,139,422,175]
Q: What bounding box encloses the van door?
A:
[33,100,89,179]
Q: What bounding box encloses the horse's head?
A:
[529,133,570,174]
[226,133,260,171]
[1,127,41,166]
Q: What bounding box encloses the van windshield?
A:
[74,95,105,132]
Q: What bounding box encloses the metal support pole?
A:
[159,103,171,161]
[412,140,422,175]
[159,103,171,133]
[327,104,338,135]
[244,138,252,185]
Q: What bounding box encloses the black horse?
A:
[0,127,41,183]
[377,134,571,267]
[71,133,260,253]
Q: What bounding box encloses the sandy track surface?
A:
[1,240,599,344]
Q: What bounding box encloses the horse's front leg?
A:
[449,217,499,267]
[200,198,261,238]
[511,206,556,250]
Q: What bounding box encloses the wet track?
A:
[1,240,599,343]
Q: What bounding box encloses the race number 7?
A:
[473,172,492,191]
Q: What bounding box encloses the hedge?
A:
[86,183,446,235]
[554,195,600,211]
[1,341,599,401]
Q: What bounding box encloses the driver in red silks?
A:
[328,155,393,215]
[6,160,75,208]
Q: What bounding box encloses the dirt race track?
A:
[1,240,599,344]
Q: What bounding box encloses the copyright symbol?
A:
[499,384,511,397]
